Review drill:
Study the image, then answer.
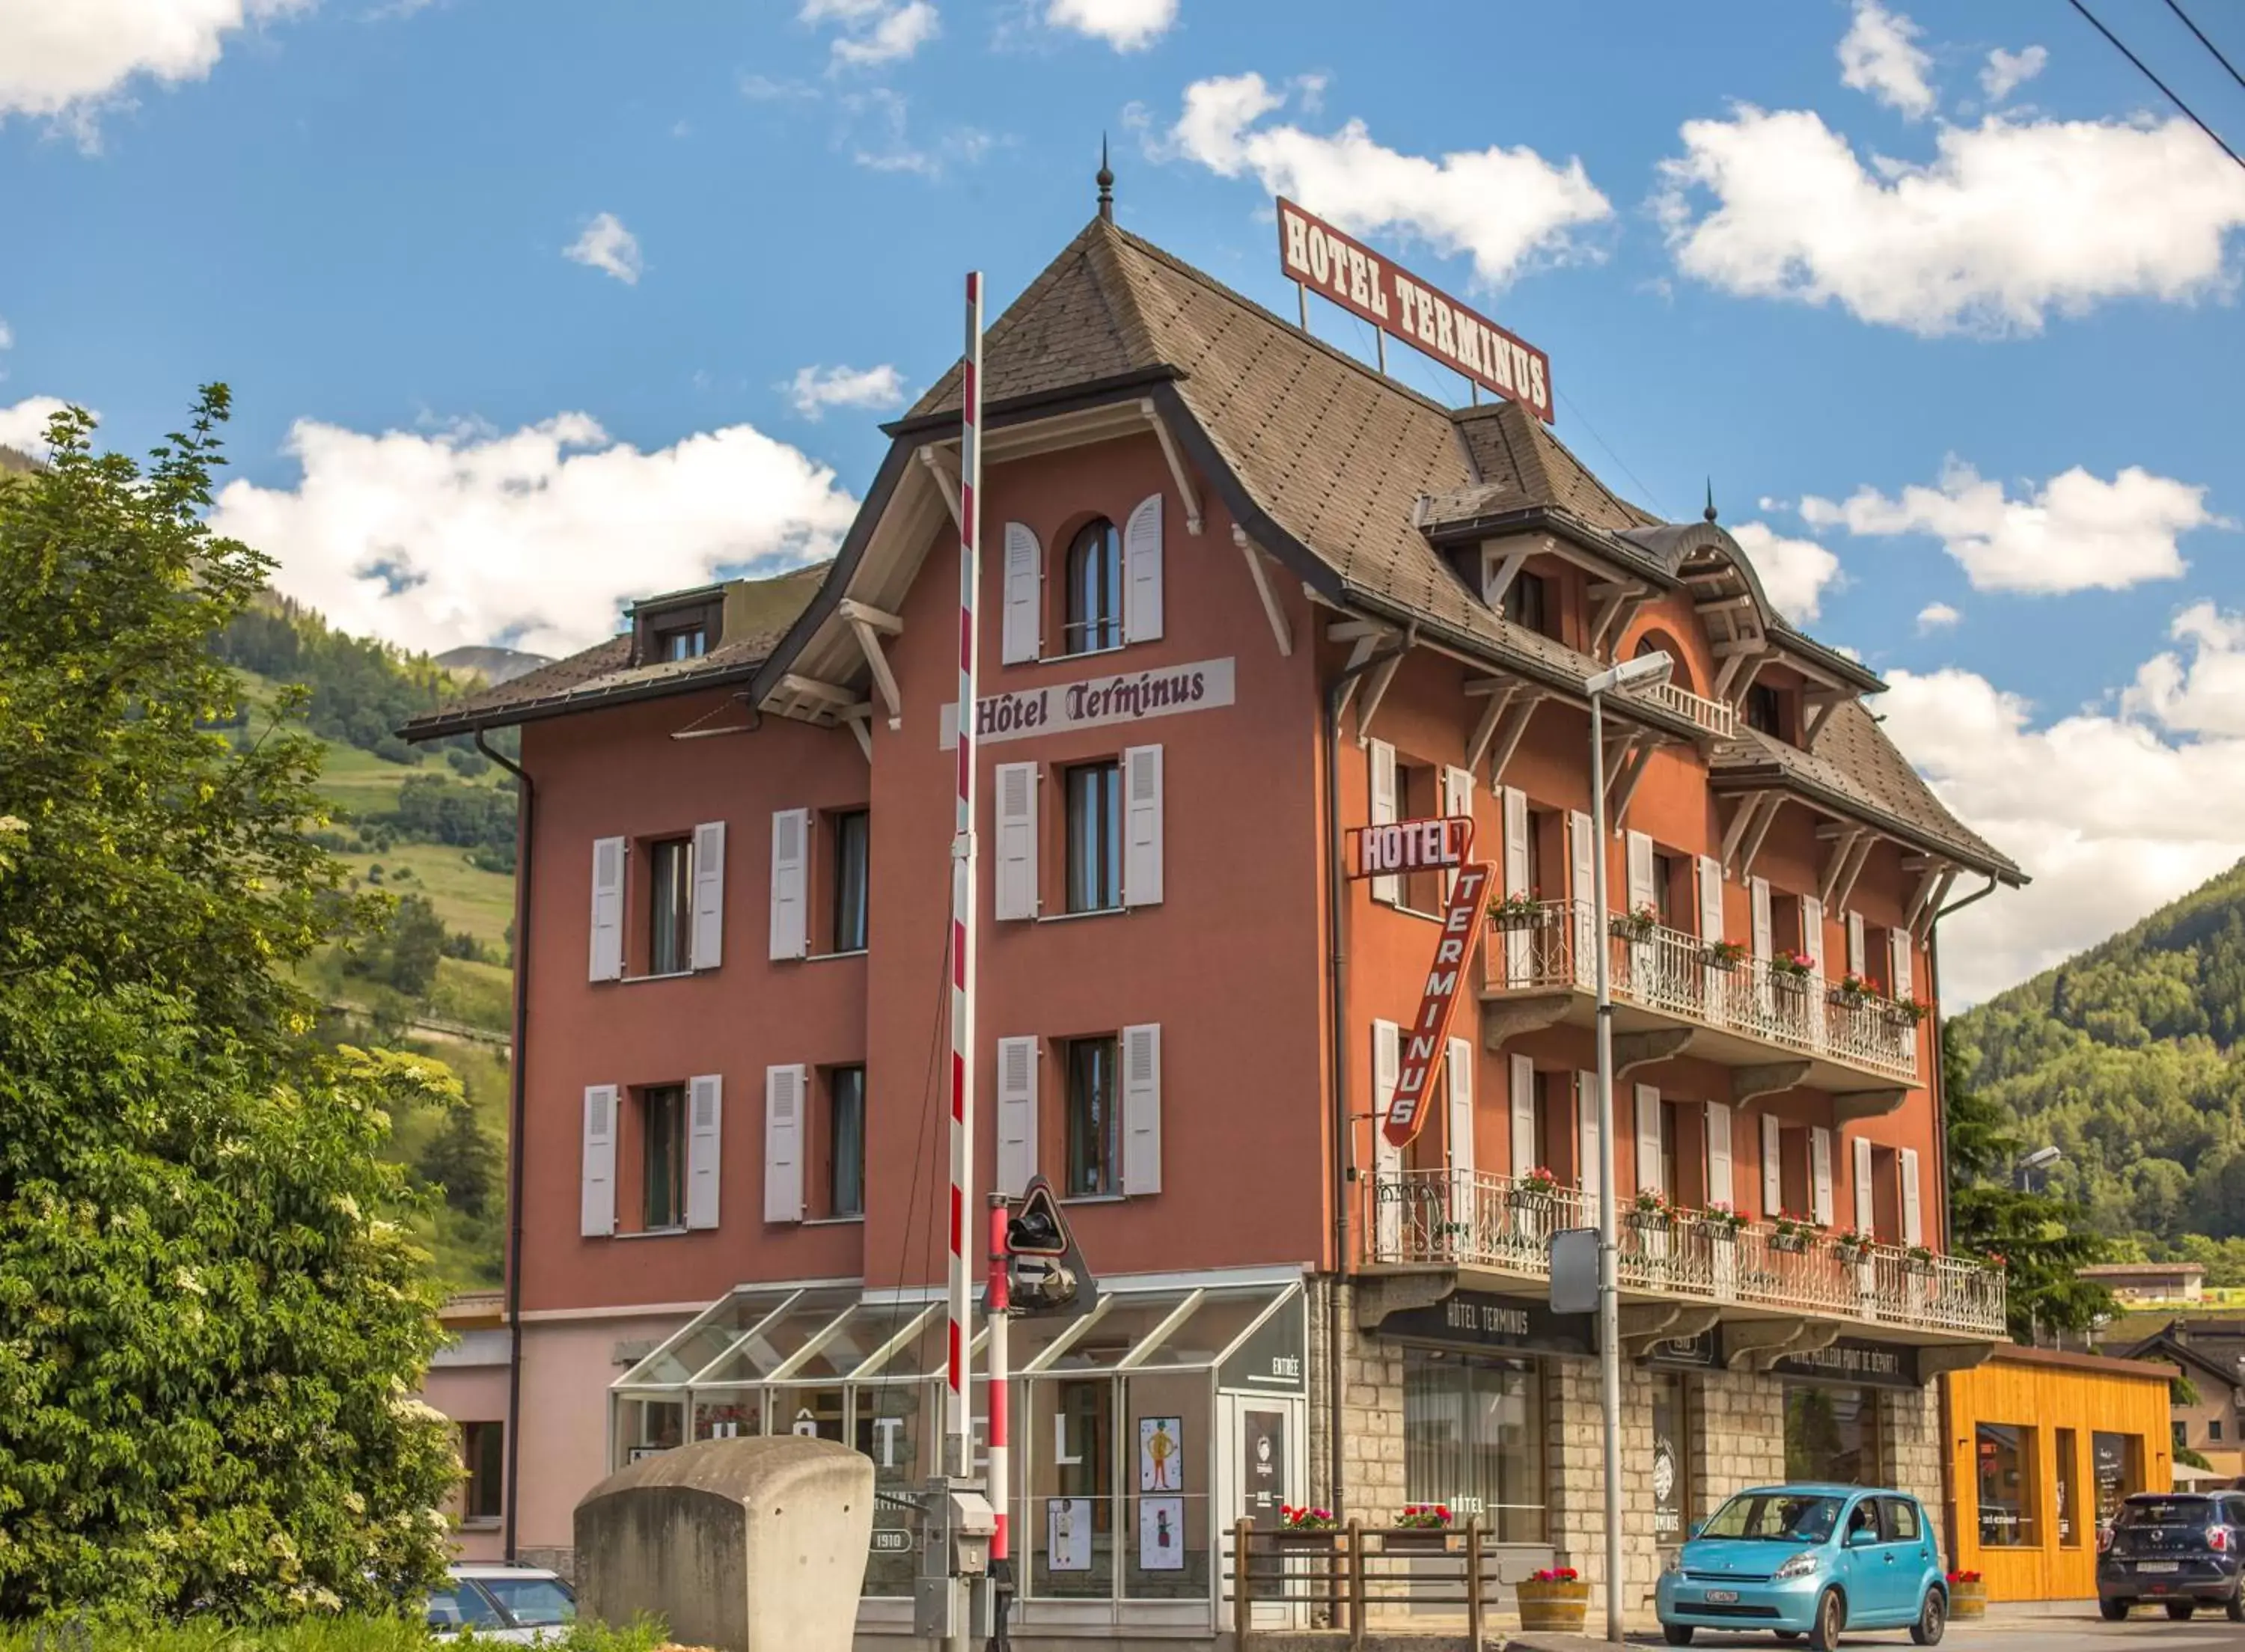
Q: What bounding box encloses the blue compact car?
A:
[1655,1484,1947,1650]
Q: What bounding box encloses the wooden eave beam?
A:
[1817,827,1866,908]
[1913,869,1959,940]
[846,617,903,727]
[1801,688,1848,747]
[1608,738,1658,827]
[1905,863,1953,932]
[1717,646,1771,705]
[1331,632,1384,723]
[1695,593,1757,616]
[1830,832,1878,914]
[1736,791,1782,878]
[1232,527,1292,657]
[1589,583,1649,656]
[1464,682,1518,777]
[1720,791,1768,872]
[1487,693,1545,790]
[776,672,858,709]
[837,598,902,635]
[1482,545,1532,611]
[844,713,873,762]
[916,447,964,534]
[1355,649,1405,746]
[1139,397,1203,535]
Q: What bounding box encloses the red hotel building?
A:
[406,200,2021,1636]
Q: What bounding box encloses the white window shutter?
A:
[1501,786,1530,896]
[1576,1072,1602,1220]
[1634,1083,1663,1196]
[763,1064,805,1224]
[1509,1054,1537,1178]
[1811,1126,1835,1226]
[768,809,809,961]
[1803,896,1826,982]
[1122,1024,1162,1196]
[1751,876,1773,960]
[1002,521,1042,664]
[685,1074,723,1230]
[1706,1102,1733,1208]
[1625,830,1655,917]
[1368,740,1399,905]
[1373,1021,1402,1177]
[1122,744,1164,908]
[1901,1148,1923,1246]
[589,836,625,982]
[995,1036,1039,1197]
[1847,911,1866,979]
[1696,855,1723,940]
[1567,811,1595,987]
[689,821,726,971]
[1852,1135,1875,1235]
[580,1084,617,1237]
[1890,930,1915,1000]
[1124,492,1164,643]
[994,762,1039,921]
[1445,766,1479,902]
[1447,1038,1476,1175]
[1761,1113,1784,1220]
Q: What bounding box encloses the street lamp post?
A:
[1583,649,1672,1645]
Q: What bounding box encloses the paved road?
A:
[1662,1616,2243,1652]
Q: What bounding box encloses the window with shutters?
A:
[1659,1098,1684,1205]
[828,810,870,954]
[1064,1035,1122,1198]
[647,837,693,976]
[1064,761,1123,914]
[826,1065,866,1220]
[1651,851,1682,928]
[1061,518,1124,657]
[638,1083,688,1232]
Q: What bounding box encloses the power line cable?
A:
[2161,0,2245,96]
[2067,0,2245,172]
[1556,388,1671,521]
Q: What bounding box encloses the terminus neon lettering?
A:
[1384,863,1493,1145]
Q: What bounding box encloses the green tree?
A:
[0,394,456,1621]
[1943,1039,2116,1342]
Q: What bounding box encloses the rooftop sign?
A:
[1277,197,1554,423]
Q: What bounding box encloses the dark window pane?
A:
[462,1422,504,1520]
[833,810,870,952]
[1066,1038,1120,1197]
[1503,571,1548,637]
[1745,684,1782,737]
[644,1086,685,1229]
[1976,1423,2034,1547]
[830,1067,866,1219]
[1403,1349,1546,1542]
[1063,519,1123,655]
[650,837,692,974]
[427,1583,507,1630]
[1784,1385,1881,1485]
[658,625,707,661]
[1066,762,1122,913]
[479,1575,575,1627]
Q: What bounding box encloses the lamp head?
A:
[1586,650,1674,697]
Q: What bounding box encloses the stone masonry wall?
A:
[1884,1383,1944,1539]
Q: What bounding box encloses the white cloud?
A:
[1164,73,1611,288]
[842,86,989,177]
[1915,600,1960,631]
[206,411,860,658]
[806,0,938,68]
[1879,664,2245,1005]
[2123,602,2245,738]
[563,212,643,285]
[0,0,312,148]
[1800,459,2226,593]
[786,363,907,419]
[1046,0,1175,52]
[0,318,11,350]
[1837,0,1934,119]
[1655,105,2245,335]
[0,394,79,450]
[1980,44,2047,103]
[1729,520,1842,623]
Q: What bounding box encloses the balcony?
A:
[1364,1168,2006,1342]
[1482,899,1920,1089]
[1627,678,1737,740]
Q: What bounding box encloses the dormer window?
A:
[1745,683,1784,738]
[629,590,724,668]
[1504,572,1551,638]
[656,622,708,662]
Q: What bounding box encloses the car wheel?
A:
[2098,1597,2130,1621]
[1666,1625,1696,1646]
[2164,1600,2195,1621]
[1910,1586,1946,1646]
[2227,1584,2245,1624]
[1808,1588,1844,1652]
[1774,1634,1801,1644]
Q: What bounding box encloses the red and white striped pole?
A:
[944,271,983,1483]
[986,1195,1012,1593]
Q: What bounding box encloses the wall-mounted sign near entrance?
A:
[1217,1295,1308,1395]
[1766,1337,1920,1389]
[1641,1327,1723,1370]
[1378,1289,1595,1359]
[1277,198,1554,423]
[939,657,1234,748]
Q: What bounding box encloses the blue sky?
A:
[4,0,2244,1000]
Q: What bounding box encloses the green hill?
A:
[1947,858,2245,1278]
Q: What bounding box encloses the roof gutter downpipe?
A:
[1322,623,1415,1516]
[475,729,534,1565]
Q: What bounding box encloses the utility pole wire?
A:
[2066,0,2245,173]
[2162,0,2245,97]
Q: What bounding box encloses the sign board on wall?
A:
[1346,814,1473,881]
[1765,1337,1920,1389]
[939,658,1235,747]
[1377,1288,1596,1359]
[1381,860,1494,1149]
[1277,197,1555,423]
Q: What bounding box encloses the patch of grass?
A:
[424,957,513,1035]
[337,844,516,951]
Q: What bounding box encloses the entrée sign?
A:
[1277,198,1554,423]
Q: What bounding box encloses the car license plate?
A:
[2139,1561,2178,1573]
[1704,1590,1739,1603]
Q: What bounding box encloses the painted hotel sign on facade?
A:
[1277,197,1555,423]
[939,658,1235,747]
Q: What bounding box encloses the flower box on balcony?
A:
[1490,895,1543,930]
[1701,939,1748,970]
[1833,1229,1875,1263]
[1702,1203,1747,1235]
[1769,951,1816,981]
[1770,1214,1819,1252]
[1610,905,1658,941]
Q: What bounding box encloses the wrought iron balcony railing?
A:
[1364,1167,2006,1340]
[1483,899,1920,1085]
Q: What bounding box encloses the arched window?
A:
[1634,632,1697,695]
[1063,518,1124,655]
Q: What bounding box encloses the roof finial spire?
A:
[1703,478,1719,524]
[1096,134,1114,222]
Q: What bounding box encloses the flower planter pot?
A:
[1381,1529,1452,1554]
[1771,1232,1812,1254]
[1949,1582,1988,1619]
[1517,1579,1590,1632]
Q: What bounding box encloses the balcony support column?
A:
[1726,1318,1842,1372]
[1621,1303,1721,1359]
[1351,1269,1457,1333]
[1478,994,1571,1051]
[1917,1342,1997,1380]
[1734,1061,1812,1102]
[1612,1027,1693,1077]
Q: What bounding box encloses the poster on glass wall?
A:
[1243,1410,1287,1527]
[1047,1498,1094,1573]
[1139,1496,1186,1570]
[1140,1416,1184,1491]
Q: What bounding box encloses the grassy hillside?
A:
[1948,857,2245,1278]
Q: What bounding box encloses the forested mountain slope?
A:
[1947,859,2245,1265]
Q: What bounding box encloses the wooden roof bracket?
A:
[1911,869,1959,941]
[916,447,965,535]
[839,598,904,729]
[845,713,873,762]
[1801,688,1849,747]
[1140,398,1203,535]
[1589,580,1649,658]
[1355,649,1405,747]
[1719,790,1770,874]
[1715,643,1770,705]
[1231,526,1292,657]
[1463,679,1519,776]
[1830,830,1878,913]
[1607,737,1658,829]
[1482,543,1532,611]
[1485,691,1545,791]
[1735,792,1783,880]
[1325,623,1400,729]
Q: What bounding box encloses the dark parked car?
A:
[2098,1491,2245,1621]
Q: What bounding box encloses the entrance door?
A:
[1216,1392,1307,1631]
